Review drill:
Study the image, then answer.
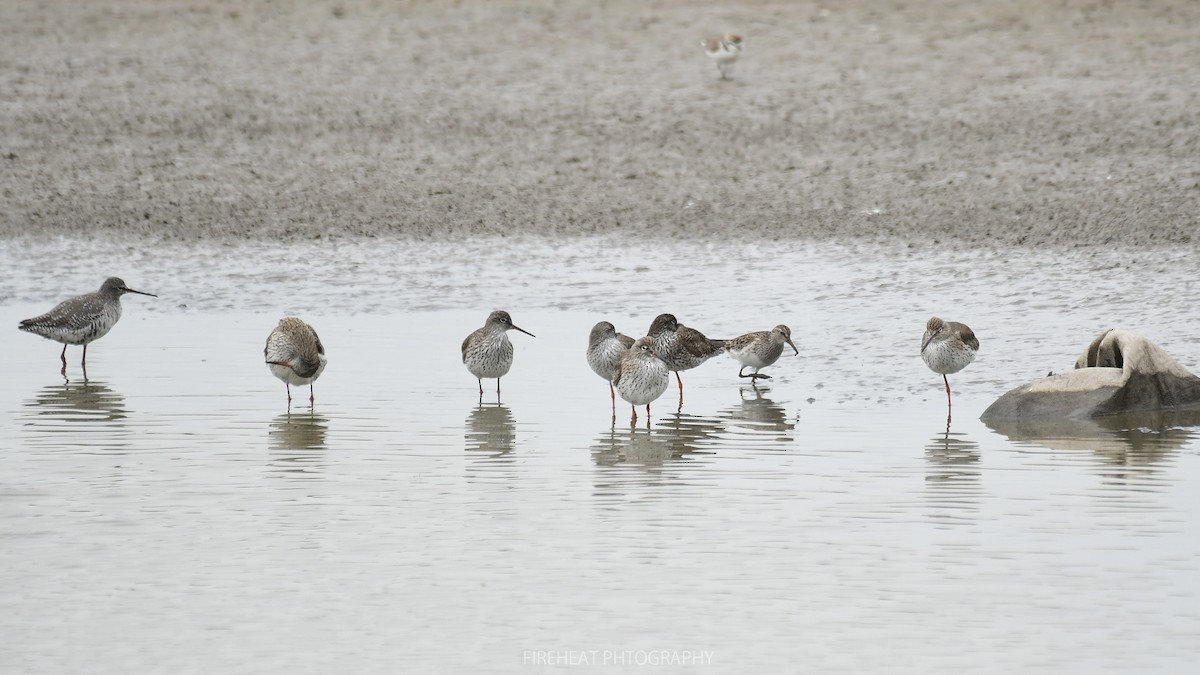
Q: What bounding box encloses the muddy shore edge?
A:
[1,1,1196,246]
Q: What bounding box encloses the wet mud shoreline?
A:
[1,0,1197,246]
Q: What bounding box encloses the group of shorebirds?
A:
[17,278,981,424]
[460,310,799,422]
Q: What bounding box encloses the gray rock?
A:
[981,329,1200,424]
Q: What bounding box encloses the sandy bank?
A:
[1,0,1197,246]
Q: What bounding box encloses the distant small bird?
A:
[587,321,635,404]
[920,317,979,410]
[265,317,327,405]
[647,313,727,398]
[612,336,670,424]
[701,33,743,79]
[726,325,799,380]
[462,310,535,398]
[18,276,157,375]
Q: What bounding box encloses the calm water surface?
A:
[1,236,1198,673]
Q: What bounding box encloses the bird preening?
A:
[265,317,328,408]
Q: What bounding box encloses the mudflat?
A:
[1,0,1196,245]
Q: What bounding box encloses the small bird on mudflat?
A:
[612,336,670,425]
[920,316,979,410]
[647,313,727,397]
[726,325,799,380]
[587,321,635,404]
[462,310,535,398]
[18,276,157,376]
[265,317,327,405]
[701,33,743,79]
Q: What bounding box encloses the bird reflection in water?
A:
[593,410,724,468]
[22,380,130,455]
[267,412,329,478]
[716,383,797,443]
[26,380,128,424]
[924,426,982,524]
[465,403,516,460]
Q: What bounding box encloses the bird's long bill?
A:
[126,287,158,297]
[512,325,535,338]
[920,334,933,354]
[786,338,799,356]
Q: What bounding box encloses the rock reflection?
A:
[924,427,982,524]
[716,385,796,442]
[982,407,1200,472]
[465,403,516,460]
[267,412,329,478]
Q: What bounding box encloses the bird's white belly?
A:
[616,360,670,406]
[922,343,976,375]
[465,333,514,379]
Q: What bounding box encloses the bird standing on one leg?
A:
[265,317,327,407]
[462,310,535,401]
[726,324,799,380]
[701,33,743,79]
[647,313,727,401]
[920,316,979,418]
[18,276,157,380]
[587,321,635,410]
[612,336,670,427]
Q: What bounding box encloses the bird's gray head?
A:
[648,313,678,337]
[590,321,616,341]
[487,310,535,337]
[487,310,514,327]
[102,277,157,298]
[926,316,946,334]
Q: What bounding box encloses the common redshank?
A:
[920,316,979,414]
[462,310,535,399]
[647,313,726,398]
[586,321,635,405]
[612,336,670,425]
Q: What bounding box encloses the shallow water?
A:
[2,236,1198,673]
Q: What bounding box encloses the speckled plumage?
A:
[18,276,157,373]
[265,317,327,404]
[702,32,743,79]
[726,324,798,380]
[647,313,727,395]
[587,321,635,402]
[611,336,670,422]
[921,316,979,409]
[461,310,535,397]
